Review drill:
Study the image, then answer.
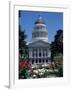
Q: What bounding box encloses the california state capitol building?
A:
[27,16,51,65]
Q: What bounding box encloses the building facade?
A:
[28,16,51,64]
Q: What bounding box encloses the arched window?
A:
[39,48,41,57]
[39,52,41,57]
[43,59,44,63]
[32,60,34,64]
[36,59,38,63]
[46,59,48,62]
[39,59,41,63]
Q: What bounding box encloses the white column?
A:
[36,49,37,58]
[34,50,36,58]
[37,59,39,64]
[41,59,43,64]
[47,48,49,57]
[44,50,46,58]
[37,48,39,58]
[48,50,51,57]
[29,49,32,58]
[41,48,43,58]
[30,48,32,58]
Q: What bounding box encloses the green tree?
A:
[51,29,63,60]
[51,29,63,77]
[19,25,28,60]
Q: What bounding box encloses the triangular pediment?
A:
[28,40,50,48]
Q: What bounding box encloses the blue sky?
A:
[19,11,63,43]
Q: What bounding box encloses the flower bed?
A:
[19,61,61,79]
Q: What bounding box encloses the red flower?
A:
[19,60,32,69]
[19,61,26,69]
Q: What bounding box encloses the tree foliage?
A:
[19,25,28,60]
[51,29,63,60]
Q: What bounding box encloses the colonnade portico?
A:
[29,58,51,64]
[29,48,50,58]
[29,47,51,64]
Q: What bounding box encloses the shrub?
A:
[19,59,32,79]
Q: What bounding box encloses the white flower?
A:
[33,70,39,74]
[41,68,45,73]
[46,69,49,72]
[38,69,41,72]
[39,72,43,76]
[32,74,37,78]
[42,64,45,67]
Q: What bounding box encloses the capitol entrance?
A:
[30,58,51,64]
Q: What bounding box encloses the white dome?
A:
[32,16,48,41]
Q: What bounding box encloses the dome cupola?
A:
[35,16,45,24]
[32,16,48,42]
